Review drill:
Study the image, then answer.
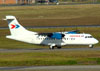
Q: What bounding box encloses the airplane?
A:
[4,15,99,49]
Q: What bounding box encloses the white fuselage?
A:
[6,32,99,47]
[5,15,99,49]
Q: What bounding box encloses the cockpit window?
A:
[85,36,93,38]
[89,36,92,38]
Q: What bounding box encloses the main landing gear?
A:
[49,45,61,49]
[49,46,54,49]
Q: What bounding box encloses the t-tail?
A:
[5,16,29,36]
[4,15,37,42]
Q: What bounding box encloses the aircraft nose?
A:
[94,39,99,44]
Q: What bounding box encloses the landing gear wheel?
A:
[57,46,61,49]
[49,46,54,49]
[89,45,94,48]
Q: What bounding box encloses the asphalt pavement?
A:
[0,65,100,71]
[0,47,100,53]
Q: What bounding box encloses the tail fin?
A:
[5,16,28,36]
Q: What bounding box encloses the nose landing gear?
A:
[89,45,94,48]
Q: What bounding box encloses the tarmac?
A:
[0,47,100,53]
[0,65,100,71]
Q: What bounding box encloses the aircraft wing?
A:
[36,30,80,39]
[58,30,80,34]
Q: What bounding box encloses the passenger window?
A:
[85,36,88,38]
[64,38,66,40]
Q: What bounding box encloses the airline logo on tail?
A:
[11,24,20,29]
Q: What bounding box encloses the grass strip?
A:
[0,51,99,66]
[0,4,100,27]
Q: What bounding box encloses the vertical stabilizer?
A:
[5,16,28,36]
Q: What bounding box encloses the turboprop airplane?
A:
[4,16,99,49]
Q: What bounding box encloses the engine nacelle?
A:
[48,33,65,39]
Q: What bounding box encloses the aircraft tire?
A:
[57,46,61,49]
[49,46,54,49]
[89,45,94,48]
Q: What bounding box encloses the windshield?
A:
[85,36,93,38]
